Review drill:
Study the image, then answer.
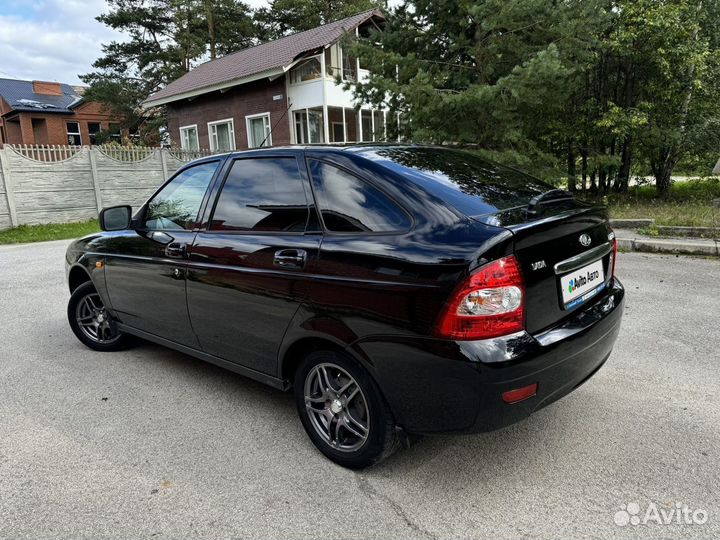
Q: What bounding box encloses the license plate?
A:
[560,259,605,309]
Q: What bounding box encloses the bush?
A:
[613,177,720,203]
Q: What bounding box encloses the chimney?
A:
[32,81,62,96]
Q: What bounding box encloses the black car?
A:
[65,145,624,468]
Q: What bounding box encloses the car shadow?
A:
[128,339,590,485]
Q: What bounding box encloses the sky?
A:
[0,0,272,86]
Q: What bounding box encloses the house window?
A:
[360,111,372,142]
[343,47,357,81]
[245,113,271,148]
[108,123,121,141]
[88,122,101,145]
[208,118,235,152]
[179,124,199,151]
[324,43,357,81]
[294,110,324,144]
[289,57,322,84]
[66,122,81,145]
[331,122,345,143]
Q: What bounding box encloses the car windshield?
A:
[367,147,553,217]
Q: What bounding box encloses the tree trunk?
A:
[581,144,588,192]
[206,2,216,60]
[653,0,702,196]
[652,148,679,197]
[655,164,674,197]
[615,137,632,192]
[567,139,576,192]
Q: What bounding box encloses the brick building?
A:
[0,78,123,146]
[143,9,389,152]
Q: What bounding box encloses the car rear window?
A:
[369,147,553,217]
[308,160,411,233]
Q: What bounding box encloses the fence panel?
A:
[0,152,12,229]
[0,145,217,230]
[5,147,96,226]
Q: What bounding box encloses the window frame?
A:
[108,123,121,142]
[207,118,236,152]
[139,158,223,232]
[305,157,414,237]
[179,124,199,151]
[87,122,102,145]
[289,56,323,85]
[66,121,82,145]
[205,154,316,236]
[331,122,345,143]
[293,110,324,144]
[245,113,272,149]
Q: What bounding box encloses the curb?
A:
[617,237,719,257]
[656,225,720,238]
[610,218,654,229]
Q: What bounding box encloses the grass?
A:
[0,219,100,245]
[604,177,720,228]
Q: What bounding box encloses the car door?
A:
[186,153,321,375]
[103,159,222,347]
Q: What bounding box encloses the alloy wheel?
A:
[74,292,121,344]
[304,362,370,452]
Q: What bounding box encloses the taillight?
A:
[609,231,617,277]
[435,255,525,340]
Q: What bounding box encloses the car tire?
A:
[294,350,400,469]
[67,281,131,352]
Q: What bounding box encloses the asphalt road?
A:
[0,240,718,540]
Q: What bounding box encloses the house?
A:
[0,78,123,146]
[143,9,389,152]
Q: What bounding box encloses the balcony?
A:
[286,50,390,144]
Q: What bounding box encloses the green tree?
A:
[627,0,720,195]
[82,0,255,144]
[255,0,382,40]
[350,0,720,195]
[349,0,607,178]
[199,0,256,59]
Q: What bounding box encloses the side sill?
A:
[116,323,290,391]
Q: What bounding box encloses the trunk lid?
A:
[473,201,614,334]
[365,146,615,334]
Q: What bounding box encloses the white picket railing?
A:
[169,148,216,162]
[4,144,216,163]
[96,145,156,162]
[7,144,83,162]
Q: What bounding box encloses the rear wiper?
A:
[526,189,574,216]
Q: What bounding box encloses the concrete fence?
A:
[0,145,213,230]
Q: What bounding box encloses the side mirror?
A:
[99,205,132,231]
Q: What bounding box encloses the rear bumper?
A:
[350,278,625,434]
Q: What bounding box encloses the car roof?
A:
[221,143,428,158]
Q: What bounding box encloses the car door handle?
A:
[273,249,307,268]
[165,242,187,259]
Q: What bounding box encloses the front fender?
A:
[65,238,112,311]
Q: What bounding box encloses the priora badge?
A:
[579,234,592,247]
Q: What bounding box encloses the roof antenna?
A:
[259,100,293,148]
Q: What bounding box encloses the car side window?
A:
[308,160,411,233]
[145,161,219,230]
[210,157,309,232]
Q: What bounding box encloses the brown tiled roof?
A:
[144,9,383,106]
